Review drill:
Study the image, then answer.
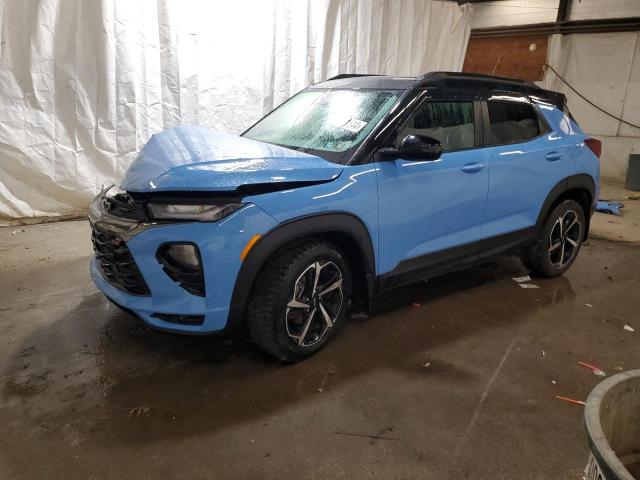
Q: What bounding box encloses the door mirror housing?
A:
[379,134,443,161]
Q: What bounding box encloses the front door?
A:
[376,99,489,283]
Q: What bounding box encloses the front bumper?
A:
[89,193,278,334]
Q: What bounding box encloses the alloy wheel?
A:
[285,261,344,347]
[548,209,582,269]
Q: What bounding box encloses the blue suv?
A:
[89,72,601,361]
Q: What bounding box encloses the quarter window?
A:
[487,101,542,145]
[397,101,475,152]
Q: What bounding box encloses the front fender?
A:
[227,212,376,330]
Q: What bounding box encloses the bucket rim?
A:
[584,369,640,480]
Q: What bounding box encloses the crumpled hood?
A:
[120,125,343,192]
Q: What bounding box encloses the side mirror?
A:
[379,134,443,161]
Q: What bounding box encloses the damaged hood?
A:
[120,125,343,192]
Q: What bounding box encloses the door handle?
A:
[461,162,484,173]
[545,152,563,161]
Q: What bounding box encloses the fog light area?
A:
[156,243,205,296]
[166,244,200,269]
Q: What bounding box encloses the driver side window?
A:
[397,101,475,152]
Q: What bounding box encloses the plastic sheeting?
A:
[543,32,640,180]
[0,0,471,222]
[544,32,640,138]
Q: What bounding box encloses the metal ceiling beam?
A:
[455,0,512,4]
[471,16,640,38]
[556,0,571,23]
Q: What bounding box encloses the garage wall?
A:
[542,32,640,181]
[568,0,640,22]
[470,0,640,28]
[470,0,558,29]
[463,35,548,81]
[467,0,640,183]
[0,0,471,223]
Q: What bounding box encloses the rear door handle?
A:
[461,162,484,173]
[545,151,563,161]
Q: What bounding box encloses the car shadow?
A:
[1,254,575,448]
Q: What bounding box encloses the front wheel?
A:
[521,199,585,277]
[246,241,351,362]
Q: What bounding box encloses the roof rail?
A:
[325,73,382,81]
[417,71,544,94]
[422,71,531,84]
[419,72,540,89]
[416,71,569,107]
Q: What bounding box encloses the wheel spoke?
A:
[558,217,564,236]
[560,242,566,266]
[312,261,322,294]
[548,242,562,253]
[287,299,309,309]
[565,216,579,234]
[566,237,578,248]
[297,308,316,346]
[319,278,342,296]
[318,302,334,328]
[549,219,561,245]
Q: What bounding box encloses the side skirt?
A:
[376,227,536,293]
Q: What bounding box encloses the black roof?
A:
[313,71,566,107]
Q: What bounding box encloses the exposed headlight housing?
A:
[104,184,127,199]
[148,203,244,222]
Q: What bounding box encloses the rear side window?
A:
[487,101,541,145]
[397,101,475,151]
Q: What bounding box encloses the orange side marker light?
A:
[240,234,262,261]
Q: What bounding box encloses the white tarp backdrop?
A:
[0,0,471,222]
[543,32,640,180]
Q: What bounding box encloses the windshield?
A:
[243,89,400,158]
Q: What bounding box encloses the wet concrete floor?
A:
[1,220,639,479]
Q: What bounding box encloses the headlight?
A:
[148,203,244,222]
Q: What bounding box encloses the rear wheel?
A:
[521,199,585,277]
[246,241,351,362]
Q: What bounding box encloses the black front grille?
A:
[103,192,147,221]
[91,225,151,296]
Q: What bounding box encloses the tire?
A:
[520,199,586,277]
[246,241,351,362]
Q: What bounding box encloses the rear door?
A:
[480,96,570,249]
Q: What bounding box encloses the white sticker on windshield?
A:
[342,118,367,133]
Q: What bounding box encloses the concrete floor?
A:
[1,196,639,479]
[591,179,640,244]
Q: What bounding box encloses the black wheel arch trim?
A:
[535,174,596,238]
[226,212,376,334]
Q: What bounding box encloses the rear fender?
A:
[535,174,596,240]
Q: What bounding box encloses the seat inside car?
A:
[398,122,473,151]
